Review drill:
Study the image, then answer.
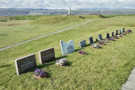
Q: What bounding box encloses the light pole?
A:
[63,0,72,15]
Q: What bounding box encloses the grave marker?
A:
[112,32,114,37]
[39,48,55,64]
[80,40,86,48]
[116,30,119,36]
[15,54,37,75]
[60,40,75,56]
[89,37,94,45]
[122,28,125,33]
[106,33,110,39]
[120,29,122,35]
[98,34,103,40]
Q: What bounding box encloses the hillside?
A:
[0,15,135,90]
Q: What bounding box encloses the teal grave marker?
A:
[80,40,87,48]
[60,40,75,56]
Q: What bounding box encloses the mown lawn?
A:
[0,15,97,48]
[0,15,135,90]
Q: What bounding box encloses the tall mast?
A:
[68,8,71,15]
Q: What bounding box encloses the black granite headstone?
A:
[112,32,114,37]
[98,34,103,40]
[80,40,86,48]
[39,48,55,64]
[15,54,37,75]
[116,30,119,35]
[89,37,94,45]
[106,33,110,39]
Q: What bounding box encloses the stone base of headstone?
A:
[34,75,41,79]
[113,35,119,39]
[123,32,127,35]
[120,34,123,37]
[108,37,115,41]
[98,40,105,45]
[103,39,110,43]
[91,43,102,49]
[56,58,68,66]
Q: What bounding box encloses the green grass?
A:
[0,15,97,48]
[0,15,135,90]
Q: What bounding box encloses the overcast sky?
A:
[0,0,135,9]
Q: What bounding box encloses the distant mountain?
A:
[0,8,135,16]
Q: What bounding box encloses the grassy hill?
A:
[0,15,135,90]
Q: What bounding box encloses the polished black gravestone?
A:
[98,34,103,40]
[112,32,114,37]
[116,30,119,36]
[106,33,110,39]
[15,54,37,75]
[89,37,94,45]
[107,33,115,41]
[80,40,87,48]
[39,48,55,64]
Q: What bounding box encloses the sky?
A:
[0,0,135,9]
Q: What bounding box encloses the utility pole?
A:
[67,8,71,16]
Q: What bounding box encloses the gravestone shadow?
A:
[0,64,11,68]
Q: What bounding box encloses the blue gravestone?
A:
[80,40,86,48]
[120,29,122,35]
[60,40,75,56]
[98,34,103,40]
[89,37,94,45]
[116,30,119,35]
[106,33,110,39]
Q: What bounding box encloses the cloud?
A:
[0,0,135,9]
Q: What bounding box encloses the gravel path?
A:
[122,68,135,90]
[0,19,93,52]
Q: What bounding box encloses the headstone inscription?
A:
[15,54,37,75]
[89,37,94,45]
[98,34,103,40]
[39,48,55,64]
[60,40,75,56]
[80,40,86,48]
